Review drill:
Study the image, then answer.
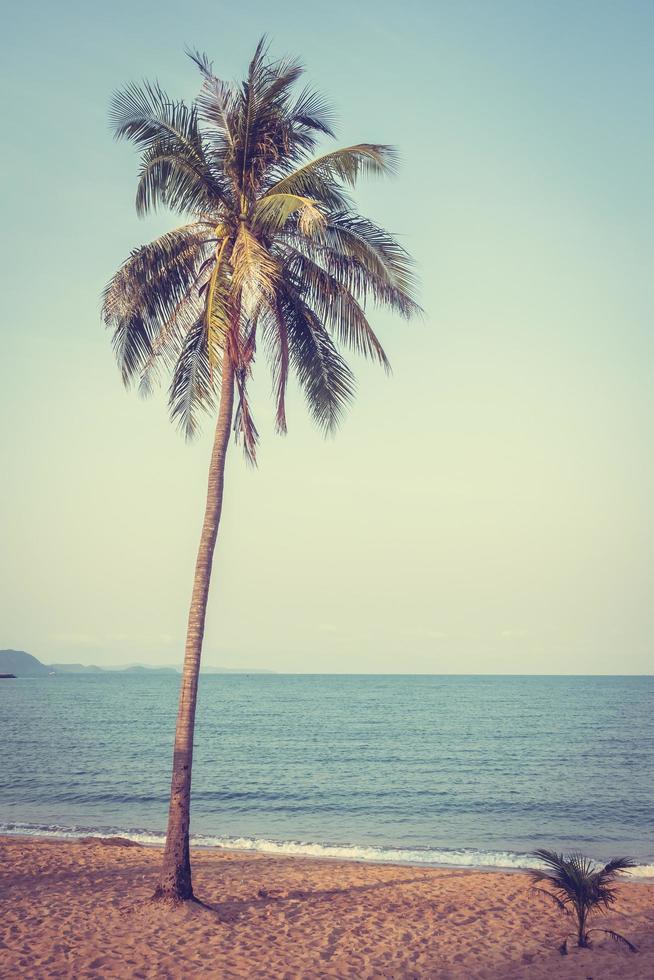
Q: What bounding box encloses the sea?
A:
[2,673,653,876]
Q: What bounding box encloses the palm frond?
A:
[111,81,229,214]
[279,286,356,432]
[189,50,238,156]
[111,80,204,161]
[273,310,289,434]
[138,291,203,397]
[252,192,325,236]
[600,857,638,878]
[169,318,218,439]
[588,929,638,952]
[204,236,233,373]
[318,211,419,296]
[223,318,258,463]
[135,143,218,215]
[258,302,290,434]
[299,240,421,318]
[269,145,397,198]
[289,85,336,138]
[529,886,569,913]
[102,226,207,384]
[185,47,213,76]
[281,248,389,368]
[265,166,351,211]
[231,224,278,314]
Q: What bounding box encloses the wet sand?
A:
[1,835,652,978]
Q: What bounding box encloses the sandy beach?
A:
[0,836,652,978]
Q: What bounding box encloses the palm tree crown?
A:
[102,39,420,458]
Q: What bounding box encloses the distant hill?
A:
[0,649,274,676]
[0,651,180,675]
[0,650,50,676]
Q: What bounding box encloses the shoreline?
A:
[2,835,653,978]
[2,826,653,880]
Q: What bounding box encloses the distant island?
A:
[0,650,274,677]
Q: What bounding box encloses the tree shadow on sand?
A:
[196,873,463,923]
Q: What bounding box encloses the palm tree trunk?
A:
[154,356,235,902]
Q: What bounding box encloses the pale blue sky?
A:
[2,0,653,672]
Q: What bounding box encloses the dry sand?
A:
[0,835,652,979]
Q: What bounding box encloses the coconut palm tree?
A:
[529,849,638,954]
[103,39,420,902]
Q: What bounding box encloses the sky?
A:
[1,0,653,673]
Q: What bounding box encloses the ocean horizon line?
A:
[12,668,654,677]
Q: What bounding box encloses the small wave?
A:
[2,822,653,878]
[202,836,654,878]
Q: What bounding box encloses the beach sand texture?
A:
[1,836,652,979]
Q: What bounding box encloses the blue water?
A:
[1,674,653,874]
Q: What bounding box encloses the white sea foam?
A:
[2,823,653,878]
